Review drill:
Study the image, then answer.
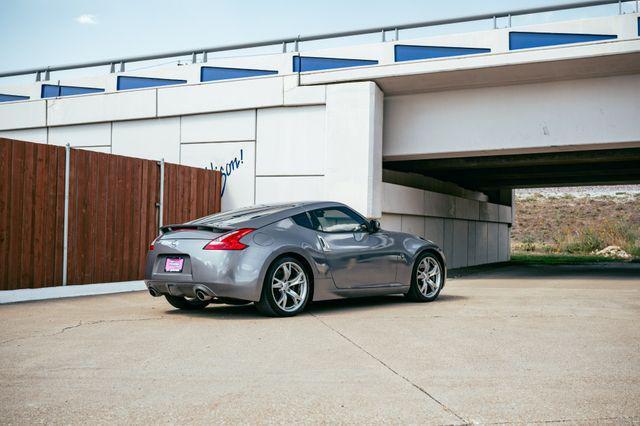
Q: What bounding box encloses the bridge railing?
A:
[0,0,636,81]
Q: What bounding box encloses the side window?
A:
[291,212,316,230]
[311,207,367,233]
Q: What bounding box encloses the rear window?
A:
[292,212,315,230]
[191,204,296,227]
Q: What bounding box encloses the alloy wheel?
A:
[416,257,442,297]
[271,262,308,313]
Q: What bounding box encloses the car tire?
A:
[406,252,444,302]
[256,256,311,317]
[164,295,210,310]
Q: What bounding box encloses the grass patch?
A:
[510,252,622,265]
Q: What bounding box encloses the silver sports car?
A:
[145,201,446,316]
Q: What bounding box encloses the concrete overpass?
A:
[1,2,639,268]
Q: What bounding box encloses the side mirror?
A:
[369,219,381,233]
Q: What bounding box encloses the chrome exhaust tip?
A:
[148,287,161,297]
[194,287,213,302]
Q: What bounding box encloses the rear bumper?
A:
[145,280,258,301]
[144,240,275,302]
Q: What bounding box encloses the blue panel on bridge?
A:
[293,56,378,72]
[41,84,104,98]
[117,76,187,90]
[394,44,491,62]
[509,31,617,50]
[200,66,278,82]
[0,93,30,102]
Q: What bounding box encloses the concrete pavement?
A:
[1,264,639,424]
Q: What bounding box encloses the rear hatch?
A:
[151,225,232,276]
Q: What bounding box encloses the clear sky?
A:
[0,0,628,75]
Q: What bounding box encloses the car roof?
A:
[187,201,350,229]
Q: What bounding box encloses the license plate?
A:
[164,258,184,273]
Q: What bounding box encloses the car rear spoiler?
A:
[159,224,230,234]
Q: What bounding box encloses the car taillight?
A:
[149,235,161,251]
[203,228,255,251]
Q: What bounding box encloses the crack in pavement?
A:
[0,317,166,345]
[309,312,469,425]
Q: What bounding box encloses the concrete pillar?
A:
[326,82,383,218]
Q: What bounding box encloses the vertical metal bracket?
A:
[44,68,50,81]
[62,143,71,286]
[493,16,497,29]
[202,51,208,62]
[119,61,125,72]
[381,29,386,42]
[294,35,300,52]
[192,52,197,64]
[109,63,116,73]
[394,28,399,41]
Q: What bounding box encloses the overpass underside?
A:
[385,147,640,192]
[378,69,640,269]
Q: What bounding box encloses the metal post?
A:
[62,144,71,286]
[394,28,399,41]
[191,52,197,63]
[158,158,165,230]
[202,51,208,62]
[35,71,41,82]
[109,62,115,73]
[119,61,125,72]
[508,14,512,27]
[618,0,622,13]
[636,0,639,13]
[493,16,497,29]
[282,41,286,53]
[44,68,50,81]
[381,29,386,42]
[294,36,299,52]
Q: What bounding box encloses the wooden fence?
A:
[0,138,221,290]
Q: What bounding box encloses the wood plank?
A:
[71,148,86,284]
[94,152,109,283]
[213,170,221,214]
[53,146,66,286]
[31,143,48,288]
[128,159,142,279]
[18,142,35,288]
[66,149,77,284]
[86,151,100,284]
[111,155,123,281]
[104,154,118,283]
[137,161,149,278]
[43,146,59,286]
[188,168,195,220]
[0,140,11,289]
[198,168,206,217]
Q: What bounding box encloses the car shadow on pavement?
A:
[163,293,467,319]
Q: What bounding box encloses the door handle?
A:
[318,235,330,251]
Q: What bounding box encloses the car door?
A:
[310,207,398,289]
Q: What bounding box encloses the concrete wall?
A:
[384,73,640,159]
[0,79,383,218]
[380,182,512,269]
